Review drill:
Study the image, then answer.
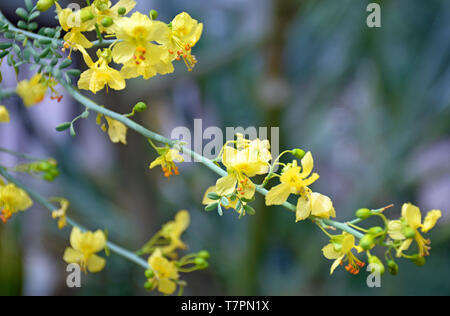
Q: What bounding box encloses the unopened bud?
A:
[197,250,210,259]
[117,7,126,15]
[402,226,416,239]
[359,234,374,251]
[411,254,426,266]
[292,148,306,159]
[355,208,372,220]
[368,226,384,235]
[144,281,153,290]
[144,269,154,278]
[80,9,94,22]
[36,0,55,12]
[101,17,114,28]
[387,260,399,275]
[134,102,147,112]
[149,10,158,20]
[368,256,385,275]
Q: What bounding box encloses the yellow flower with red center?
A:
[215,136,271,201]
[265,153,335,222]
[147,248,180,295]
[112,12,174,79]
[149,146,184,178]
[0,183,33,223]
[388,203,441,257]
[63,227,107,273]
[78,48,126,93]
[322,233,365,275]
[16,73,48,107]
[161,12,203,71]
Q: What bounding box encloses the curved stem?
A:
[0,167,149,270]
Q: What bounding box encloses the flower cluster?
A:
[138,210,210,295]
[54,0,203,94]
[0,180,33,223]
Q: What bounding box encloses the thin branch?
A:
[0,167,149,270]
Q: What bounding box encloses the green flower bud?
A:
[134,102,147,112]
[80,9,95,22]
[368,256,385,275]
[411,254,426,267]
[368,226,384,235]
[94,0,109,11]
[197,250,210,259]
[387,260,399,275]
[144,269,154,278]
[117,7,127,15]
[37,161,52,172]
[402,226,416,239]
[149,10,158,20]
[194,257,206,266]
[144,281,153,290]
[42,173,54,182]
[101,17,114,28]
[359,234,375,251]
[36,0,55,12]
[292,148,305,159]
[355,208,372,219]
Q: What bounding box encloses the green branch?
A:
[0,167,150,270]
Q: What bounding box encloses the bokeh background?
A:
[0,0,449,295]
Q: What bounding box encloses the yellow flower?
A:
[112,12,174,79]
[322,233,365,275]
[162,12,203,71]
[63,227,107,273]
[388,203,441,257]
[160,210,190,255]
[0,106,10,123]
[265,153,335,221]
[51,198,69,230]
[149,147,184,178]
[147,248,179,295]
[96,113,128,144]
[202,186,239,209]
[56,3,95,53]
[92,0,136,34]
[78,48,126,94]
[16,73,48,107]
[216,136,271,201]
[0,183,33,223]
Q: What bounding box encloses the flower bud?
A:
[368,256,385,275]
[359,234,374,250]
[402,226,416,239]
[411,254,426,267]
[149,10,158,20]
[197,250,210,259]
[80,9,94,22]
[368,226,384,235]
[36,0,55,12]
[144,281,153,290]
[134,102,147,112]
[117,7,126,15]
[94,0,109,11]
[292,148,305,159]
[355,208,372,219]
[101,17,114,28]
[145,269,154,278]
[194,257,206,266]
[387,260,399,275]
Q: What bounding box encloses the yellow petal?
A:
[300,151,314,178]
[387,220,405,240]
[149,156,165,169]
[421,210,442,233]
[202,186,217,205]
[0,106,10,123]
[175,210,190,232]
[322,243,342,259]
[330,255,345,275]
[70,227,83,250]
[396,239,412,258]
[295,194,311,222]
[105,116,127,144]
[265,183,291,206]
[112,41,135,64]
[87,254,106,273]
[402,203,422,229]
[63,247,83,264]
[341,234,355,254]
[216,174,237,196]
[310,192,335,219]
[158,277,177,295]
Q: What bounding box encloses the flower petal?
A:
[87,254,106,273]
[265,183,291,206]
[422,210,442,233]
[296,194,311,222]
[216,174,237,196]
[402,203,422,229]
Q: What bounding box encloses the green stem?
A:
[0,167,149,270]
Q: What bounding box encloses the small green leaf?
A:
[217,204,223,216]
[69,124,76,137]
[205,202,219,212]
[39,47,51,58]
[25,0,33,12]
[0,51,8,59]
[13,44,21,56]
[55,122,71,132]
[220,197,229,207]
[16,8,29,21]
[28,11,40,21]
[27,22,38,31]
[207,192,221,200]
[66,69,81,77]
[80,110,89,119]
[0,42,12,50]
[244,205,256,215]
[17,20,28,29]
[59,59,72,69]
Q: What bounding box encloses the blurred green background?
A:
[0,0,449,295]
